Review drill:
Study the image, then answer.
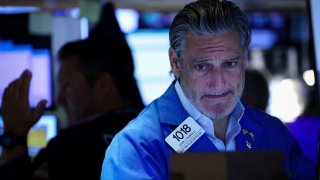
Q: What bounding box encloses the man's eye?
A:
[194,64,208,71]
[225,61,238,68]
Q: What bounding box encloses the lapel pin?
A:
[242,129,249,135]
[249,132,255,141]
[246,140,252,149]
[242,128,255,141]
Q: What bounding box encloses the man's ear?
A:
[169,48,181,78]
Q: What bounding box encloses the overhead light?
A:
[116,8,139,33]
[303,69,315,86]
[0,6,40,14]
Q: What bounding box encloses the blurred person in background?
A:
[241,69,270,111]
[0,2,144,179]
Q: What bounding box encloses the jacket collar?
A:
[157,81,189,125]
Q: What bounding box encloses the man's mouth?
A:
[204,92,229,99]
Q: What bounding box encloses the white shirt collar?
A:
[174,80,244,151]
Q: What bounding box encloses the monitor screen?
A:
[250,29,278,50]
[0,114,58,157]
[126,29,174,105]
[0,43,53,109]
[29,50,53,108]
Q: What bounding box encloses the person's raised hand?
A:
[1,70,47,137]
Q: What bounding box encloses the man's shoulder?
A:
[111,83,190,145]
[243,103,285,128]
[113,100,177,148]
[119,102,162,134]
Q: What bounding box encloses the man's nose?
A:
[209,67,225,88]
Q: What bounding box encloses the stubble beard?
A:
[188,79,245,121]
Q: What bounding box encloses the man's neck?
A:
[213,117,229,144]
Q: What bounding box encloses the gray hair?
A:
[169,0,251,58]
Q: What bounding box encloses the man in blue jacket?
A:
[101,0,316,179]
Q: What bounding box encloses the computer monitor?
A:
[126,29,174,105]
[250,29,278,50]
[0,43,53,109]
[171,151,286,180]
[29,49,53,108]
[0,114,58,157]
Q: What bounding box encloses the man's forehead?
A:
[183,32,243,53]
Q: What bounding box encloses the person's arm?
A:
[0,70,47,176]
[101,125,169,180]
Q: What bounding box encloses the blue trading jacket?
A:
[101,83,316,180]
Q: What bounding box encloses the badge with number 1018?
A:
[165,117,205,153]
[172,124,191,142]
